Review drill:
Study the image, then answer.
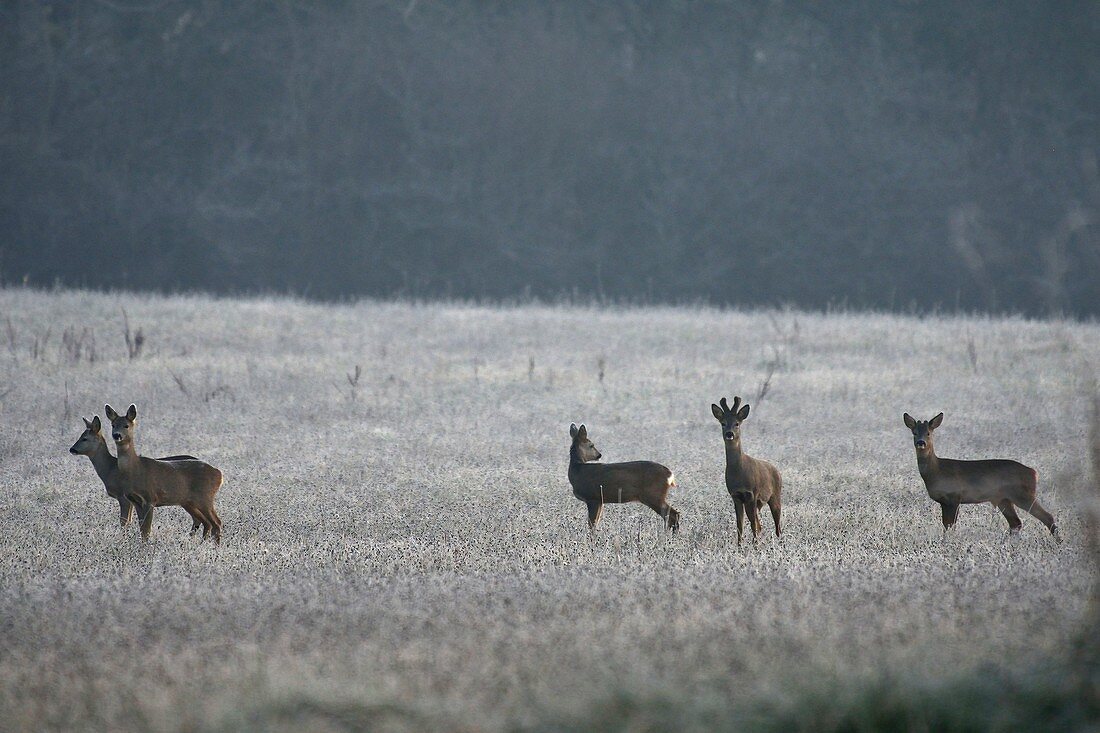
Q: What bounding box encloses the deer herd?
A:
[69,404,223,542]
[70,398,1060,546]
[568,397,1059,545]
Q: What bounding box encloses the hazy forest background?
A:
[2,1,1098,314]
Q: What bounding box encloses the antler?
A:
[730,396,743,414]
[719,397,730,413]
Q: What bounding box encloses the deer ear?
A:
[711,403,724,421]
[570,423,579,439]
[736,404,750,421]
[82,417,92,429]
[104,404,118,421]
[929,412,943,430]
[126,404,137,421]
[90,416,101,433]
[578,424,587,439]
[903,413,916,430]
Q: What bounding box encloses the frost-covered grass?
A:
[0,287,1097,731]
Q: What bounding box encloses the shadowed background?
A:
[1,1,1098,313]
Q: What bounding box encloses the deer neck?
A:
[724,439,744,471]
[115,439,140,472]
[916,448,939,479]
[87,441,117,482]
[568,447,594,481]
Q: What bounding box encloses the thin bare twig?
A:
[122,309,144,360]
[169,370,190,397]
[346,364,362,402]
[4,317,16,358]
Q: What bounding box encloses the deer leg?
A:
[118,497,135,527]
[586,501,604,530]
[139,504,155,541]
[129,494,150,530]
[1022,500,1059,542]
[768,498,781,537]
[939,501,959,531]
[187,507,211,540]
[995,499,1022,532]
[209,507,223,544]
[733,498,745,545]
[745,502,761,542]
[665,505,680,533]
[183,507,203,536]
[647,501,678,532]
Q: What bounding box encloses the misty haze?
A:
[2,1,1097,313]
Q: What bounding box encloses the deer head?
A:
[69,416,105,456]
[569,423,602,463]
[105,403,138,447]
[711,396,751,444]
[903,412,943,454]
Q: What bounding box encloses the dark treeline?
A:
[2,1,1098,314]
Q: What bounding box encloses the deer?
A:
[69,415,200,529]
[105,404,224,542]
[903,412,1059,541]
[711,396,782,544]
[567,423,680,532]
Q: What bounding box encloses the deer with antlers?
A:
[711,396,782,544]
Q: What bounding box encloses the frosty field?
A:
[0,288,1097,731]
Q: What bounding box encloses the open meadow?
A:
[0,288,1098,731]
